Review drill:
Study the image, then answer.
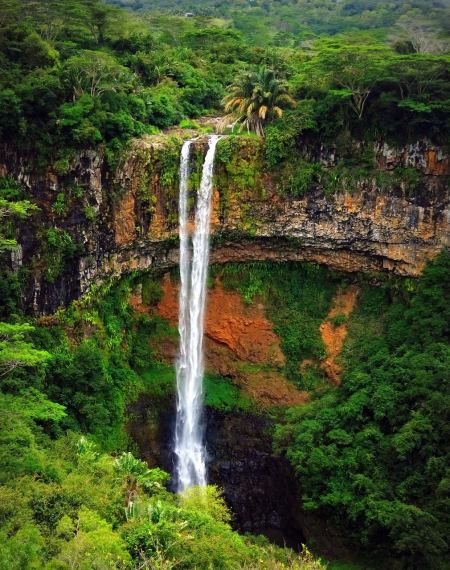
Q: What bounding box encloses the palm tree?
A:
[114,452,169,519]
[222,66,295,136]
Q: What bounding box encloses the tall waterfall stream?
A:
[174,135,221,492]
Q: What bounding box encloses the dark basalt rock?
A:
[128,397,304,548]
[205,408,304,548]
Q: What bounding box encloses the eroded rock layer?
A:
[1,136,448,314]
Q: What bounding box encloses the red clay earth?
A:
[131,276,359,404]
[318,285,359,384]
[151,275,308,407]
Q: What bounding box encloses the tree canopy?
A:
[1,0,449,165]
[274,253,450,569]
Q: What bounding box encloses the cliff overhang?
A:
[1,135,449,314]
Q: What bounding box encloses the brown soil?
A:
[151,274,306,407]
[157,275,285,366]
[319,285,359,384]
[237,369,308,408]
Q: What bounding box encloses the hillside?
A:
[106,0,450,42]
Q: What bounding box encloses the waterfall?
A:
[174,135,221,493]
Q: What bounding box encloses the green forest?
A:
[1,0,449,568]
[1,0,450,164]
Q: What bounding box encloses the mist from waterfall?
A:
[174,135,221,493]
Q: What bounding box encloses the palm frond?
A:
[222,65,296,135]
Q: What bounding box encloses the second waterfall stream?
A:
[174,135,221,493]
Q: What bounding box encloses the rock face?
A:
[157,275,285,366]
[128,396,305,548]
[205,409,305,548]
[1,136,448,314]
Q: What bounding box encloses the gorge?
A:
[1,1,450,567]
[2,132,448,568]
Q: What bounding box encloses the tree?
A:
[64,51,133,100]
[20,32,59,69]
[54,507,131,570]
[113,452,169,518]
[222,66,295,136]
[395,14,448,54]
[0,323,50,377]
[301,39,392,120]
[385,55,450,100]
[86,1,112,44]
[274,252,450,568]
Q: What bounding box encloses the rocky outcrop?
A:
[1,136,448,314]
[205,409,304,547]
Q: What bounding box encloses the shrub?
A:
[329,314,346,327]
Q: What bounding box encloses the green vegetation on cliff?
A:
[214,262,341,389]
[211,256,450,567]
[274,253,450,569]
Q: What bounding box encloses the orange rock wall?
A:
[157,275,285,366]
[319,286,359,384]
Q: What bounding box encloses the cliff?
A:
[1,135,449,314]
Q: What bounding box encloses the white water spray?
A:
[174,135,221,493]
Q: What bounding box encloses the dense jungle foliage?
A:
[275,255,450,569]
[213,255,450,568]
[1,0,450,167]
[108,0,450,38]
[0,258,328,568]
[2,245,449,568]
